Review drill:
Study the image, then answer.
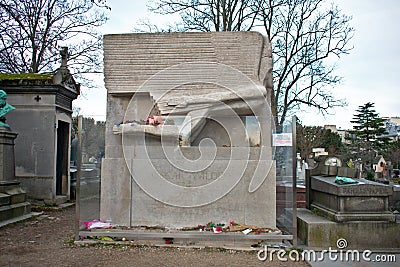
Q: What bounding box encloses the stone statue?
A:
[0,90,15,127]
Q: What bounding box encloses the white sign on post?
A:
[272,133,293,147]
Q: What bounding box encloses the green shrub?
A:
[365,172,375,181]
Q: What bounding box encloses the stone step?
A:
[0,202,31,222]
[55,195,68,205]
[44,195,68,206]
[0,193,10,206]
[0,182,27,204]
[297,208,400,249]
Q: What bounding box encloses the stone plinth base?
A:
[0,127,31,222]
[297,208,400,249]
[0,127,18,182]
[101,147,276,229]
[0,181,31,222]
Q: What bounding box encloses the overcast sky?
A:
[74,0,400,129]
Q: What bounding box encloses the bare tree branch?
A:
[0,0,109,87]
[148,0,258,31]
[141,0,354,126]
[259,0,353,126]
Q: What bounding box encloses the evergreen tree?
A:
[348,102,389,166]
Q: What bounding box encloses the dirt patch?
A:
[0,205,309,266]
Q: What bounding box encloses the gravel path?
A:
[0,205,309,266]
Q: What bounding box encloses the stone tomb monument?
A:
[0,90,31,222]
[0,51,80,205]
[101,32,276,228]
[298,155,399,249]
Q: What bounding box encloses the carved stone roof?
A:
[0,68,80,113]
[0,68,80,97]
[0,68,80,96]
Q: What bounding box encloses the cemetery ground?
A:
[0,205,308,266]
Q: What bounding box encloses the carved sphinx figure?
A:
[0,90,15,127]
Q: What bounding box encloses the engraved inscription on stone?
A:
[341,187,389,195]
[165,170,221,187]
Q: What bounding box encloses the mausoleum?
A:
[0,50,80,204]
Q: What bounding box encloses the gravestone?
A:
[305,155,394,222]
[310,176,394,222]
[298,155,399,249]
[101,32,276,228]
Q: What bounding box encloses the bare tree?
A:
[259,0,352,127]
[149,0,260,31]
[0,0,109,78]
[147,0,354,127]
